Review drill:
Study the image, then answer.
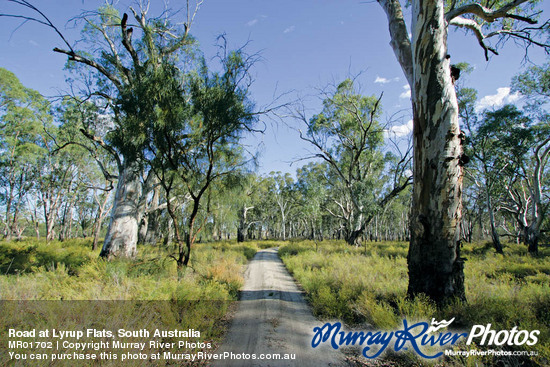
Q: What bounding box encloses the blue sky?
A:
[1,0,548,175]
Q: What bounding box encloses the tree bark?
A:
[237,205,253,242]
[406,0,466,304]
[485,189,504,253]
[138,214,149,244]
[525,225,539,254]
[90,187,112,250]
[100,161,141,259]
[144,208,160,245]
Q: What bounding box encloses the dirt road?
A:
[213,248,346,367]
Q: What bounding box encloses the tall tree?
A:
[378,0,549,304]
[501,133,550,254]
[296,162,330,241]
[0,68,51,240]
[508,62,550,253]
[296,79,411,245]
[465,105,533,253]
[513,62,550,112]
[2,1,202,258]
[235,173,263,242]
[263,172,297,241]
[146,49,258,269]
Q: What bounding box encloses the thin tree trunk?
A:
[486,189,504,254]
[145,209,160,245]
[91,189,112,250]
[138,214,149,244]
[4,184,14,240]
[237,205,252,243]
[181,198,202,268]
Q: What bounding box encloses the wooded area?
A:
[1,0,549,308]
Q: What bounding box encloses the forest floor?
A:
[213,247,347,367]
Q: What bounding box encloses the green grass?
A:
[0,238,260,366]
[279,240,550,366]
[0,238,260,300]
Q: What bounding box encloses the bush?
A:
[0,239,92,275]
[279,239,550,366]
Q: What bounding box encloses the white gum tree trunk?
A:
[407,0,465,303]
[379,0,466,304]
[100,162,141,259]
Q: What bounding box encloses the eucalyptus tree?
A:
[500,128,550,255]
[56,98,116,246]
[262,172,298,241]
[507,63,550,253]
[208,179,240,241]
[235,173,263,242]
[0,68,51,240]
[2,1,203,258]
[377,0,549,304]
[296,79,411,245]
[295,162,330,240]
[249,174,279,240]
[460,86,504,253]
[513,62,550,113]
[465,105,533,253]
[35,141,81,241]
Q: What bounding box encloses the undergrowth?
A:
[0,238,259,300]
[0,238,260,366]
[279,240,550,367]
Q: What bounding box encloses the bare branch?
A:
[449,17,499,60]
[53,47,123,90]
[121,12,141,70]
[447,1,549,60]
[2,0,74,52]
[78,128,122,171]
[377,0,413,86]
[445,0,536,24]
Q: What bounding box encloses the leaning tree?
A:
[1,1,203,258]
[377,0,549,304]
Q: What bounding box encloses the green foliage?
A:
[0,239,257,301]
[0,68,55,239]
[0,239,93,275]
[512,62,550,111]
[280,240,550,366]
[301,78,410,244]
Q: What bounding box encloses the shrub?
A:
[279,239,550,366]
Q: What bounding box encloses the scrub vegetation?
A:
[0,1,549,365]
[0,238,260,354]
[0,238,264,300]
[280,240,550,366]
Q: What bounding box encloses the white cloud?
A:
[386,119,413,137]
[246,19,258,27]
[375,76,390,84]
[29,40,38,47]
[283,25,295,34]
[476,87,521,112]
[400,90,411,99]
[375,76,399,84]
[400,84,411,99]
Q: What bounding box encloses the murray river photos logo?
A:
[311,318,540,359]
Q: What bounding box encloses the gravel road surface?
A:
[213,247,346,367]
